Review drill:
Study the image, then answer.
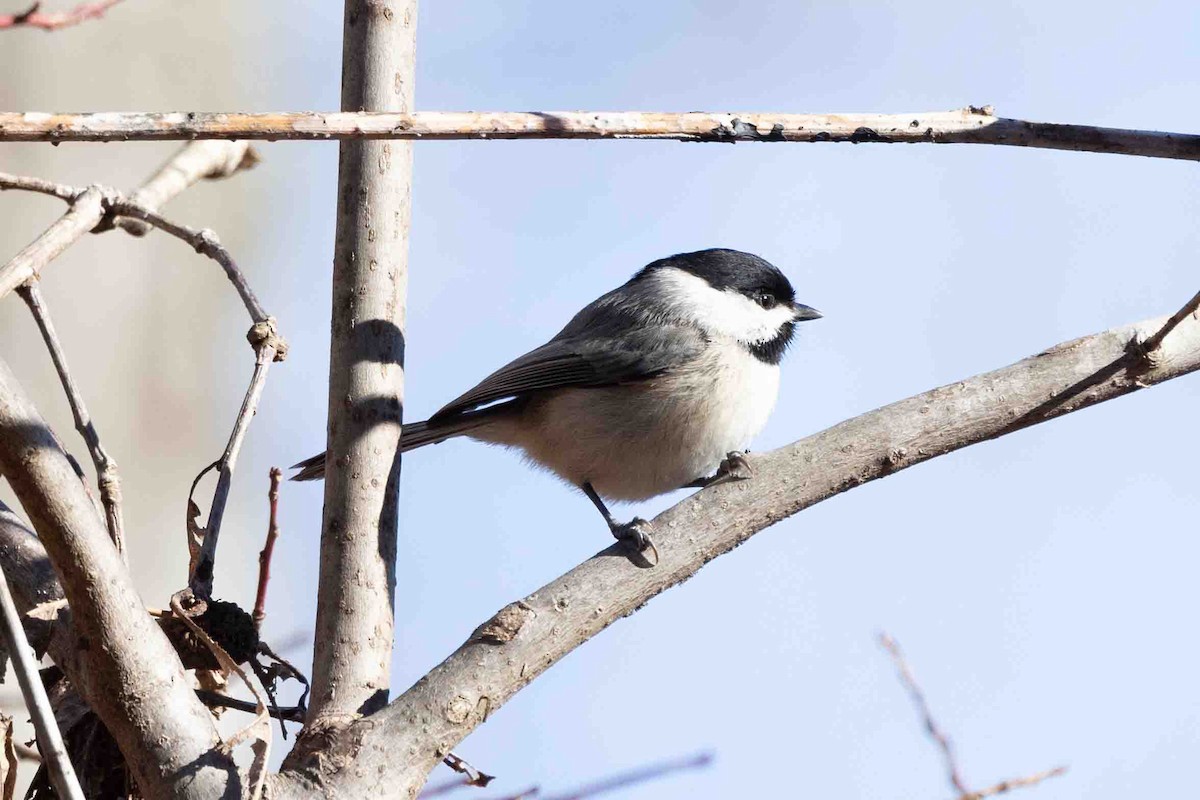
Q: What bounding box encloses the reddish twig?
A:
[879,633,1066,800]
[253,468,283,631]
[0,0,124,31]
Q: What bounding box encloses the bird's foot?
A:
[611,517,659,566]
[687,451,754,490]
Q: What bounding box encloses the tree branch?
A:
[0,107,1198,159]
[17,283,126,557]
[0,172,271,322]
[190,322,283,599]
[276,301,1200,796]
[0,186,104,300]
[0,360,239,798]
[301,0,416,734]
[116,140,259,237]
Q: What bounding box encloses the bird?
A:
[292,248,821,562]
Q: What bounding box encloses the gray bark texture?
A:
[306,0,418,734]
[0,359,240,799]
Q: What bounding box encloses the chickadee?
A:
[292,248,820,561]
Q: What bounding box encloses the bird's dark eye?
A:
[756,292,776,309]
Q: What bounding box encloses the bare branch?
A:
[301,0,416,735]
[275,302,1200,796]
[0,186,103,300]
[967,767,1067,799]
[0,360,239,798]
[878,633,967,795]
[0,0,124,31]
[0,171,271,322]
[190,322,283,599]
[0,562,83,799]
[16,283,126,557]
[879,633,1066,800]
[117,140,260,237]
[0,107,1198,159]
[253,467,283,631]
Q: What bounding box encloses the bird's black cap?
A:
[635,248,796,306]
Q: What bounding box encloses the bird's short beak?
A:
[790,302,823,321]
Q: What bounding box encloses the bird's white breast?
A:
[480,340,781,502]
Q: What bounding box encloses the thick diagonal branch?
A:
[275,304,1200,797]
[117,140,259,237]
[303,0,417,731]
[0,360,239,799]
[1,108,1198,160]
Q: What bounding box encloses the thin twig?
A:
[1,107,1199,160]
[190,326,282,599]
[0,185,104,300]
[253,467,283,631]
[16,283,126,557]
[878,633,968,795]
[880,634,1066,800]
[0,567,83,800]
[0,168,284,598]
[1139,287,1200,355]
[966,767,1068,799]
[0,0,123,30]
[0,171,271,322]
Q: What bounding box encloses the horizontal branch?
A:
[1,108,1198,159]
[276,301,1200,796]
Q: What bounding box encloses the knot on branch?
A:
[470,601,534,645]
[97,473,121,501]
[247,317,288,362]
[706,117,786,143]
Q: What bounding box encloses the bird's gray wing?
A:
[429,316,704,421]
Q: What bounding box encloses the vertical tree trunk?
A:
[309,0,417,726]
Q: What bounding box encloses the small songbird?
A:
[292,248,820,561]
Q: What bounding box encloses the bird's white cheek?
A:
[652,268,792,344]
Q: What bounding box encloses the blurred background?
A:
[1,1,1199,797]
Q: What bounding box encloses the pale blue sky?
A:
[4,1,1200,797]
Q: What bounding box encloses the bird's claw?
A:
[612,517,659,566]
[718,450,753,482]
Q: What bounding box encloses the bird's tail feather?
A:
[289,410,499,482]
